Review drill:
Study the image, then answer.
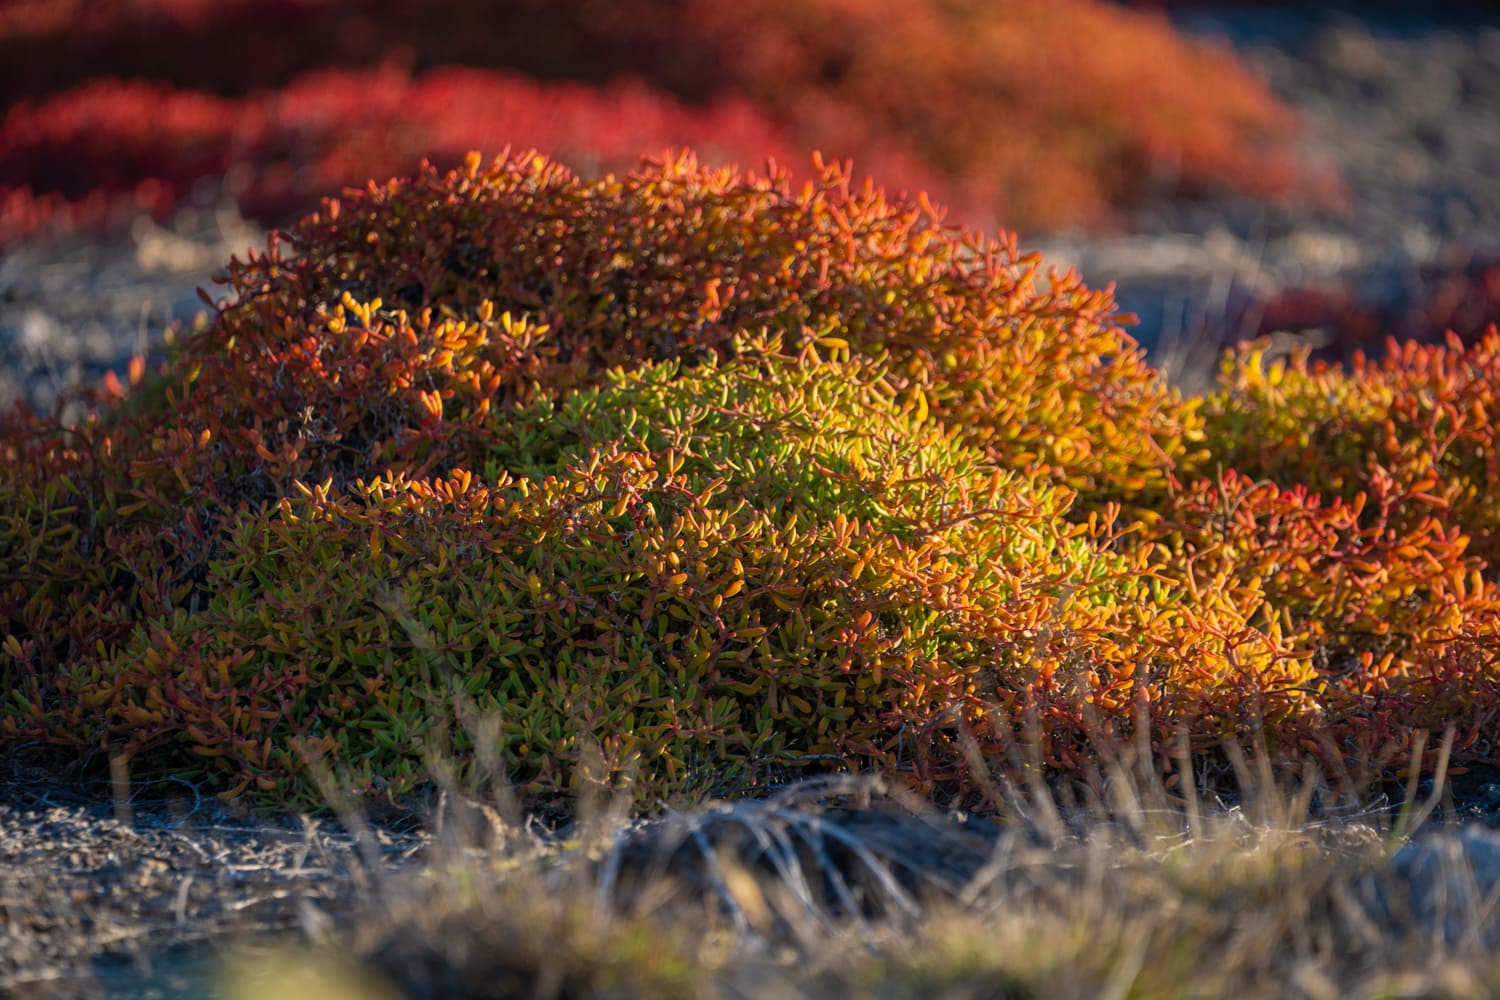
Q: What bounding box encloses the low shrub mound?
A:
[1,151,1494,815]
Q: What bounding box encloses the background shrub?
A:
[0,0,1318,239]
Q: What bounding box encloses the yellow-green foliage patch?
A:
[9,353,1221,810]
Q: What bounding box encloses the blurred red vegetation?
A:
[0,67,807,248]
[1251,255,1500,362]
[0,0,1320,239]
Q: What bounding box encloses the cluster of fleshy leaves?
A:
[0,0,1321,238]
[0,151,1494,814]
[1134,333,1500,770]
[131,149,1195,512]
[1195,332,1500,572]
[1145,468,1499,764]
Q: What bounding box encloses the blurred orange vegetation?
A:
[0,0,1328,246]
